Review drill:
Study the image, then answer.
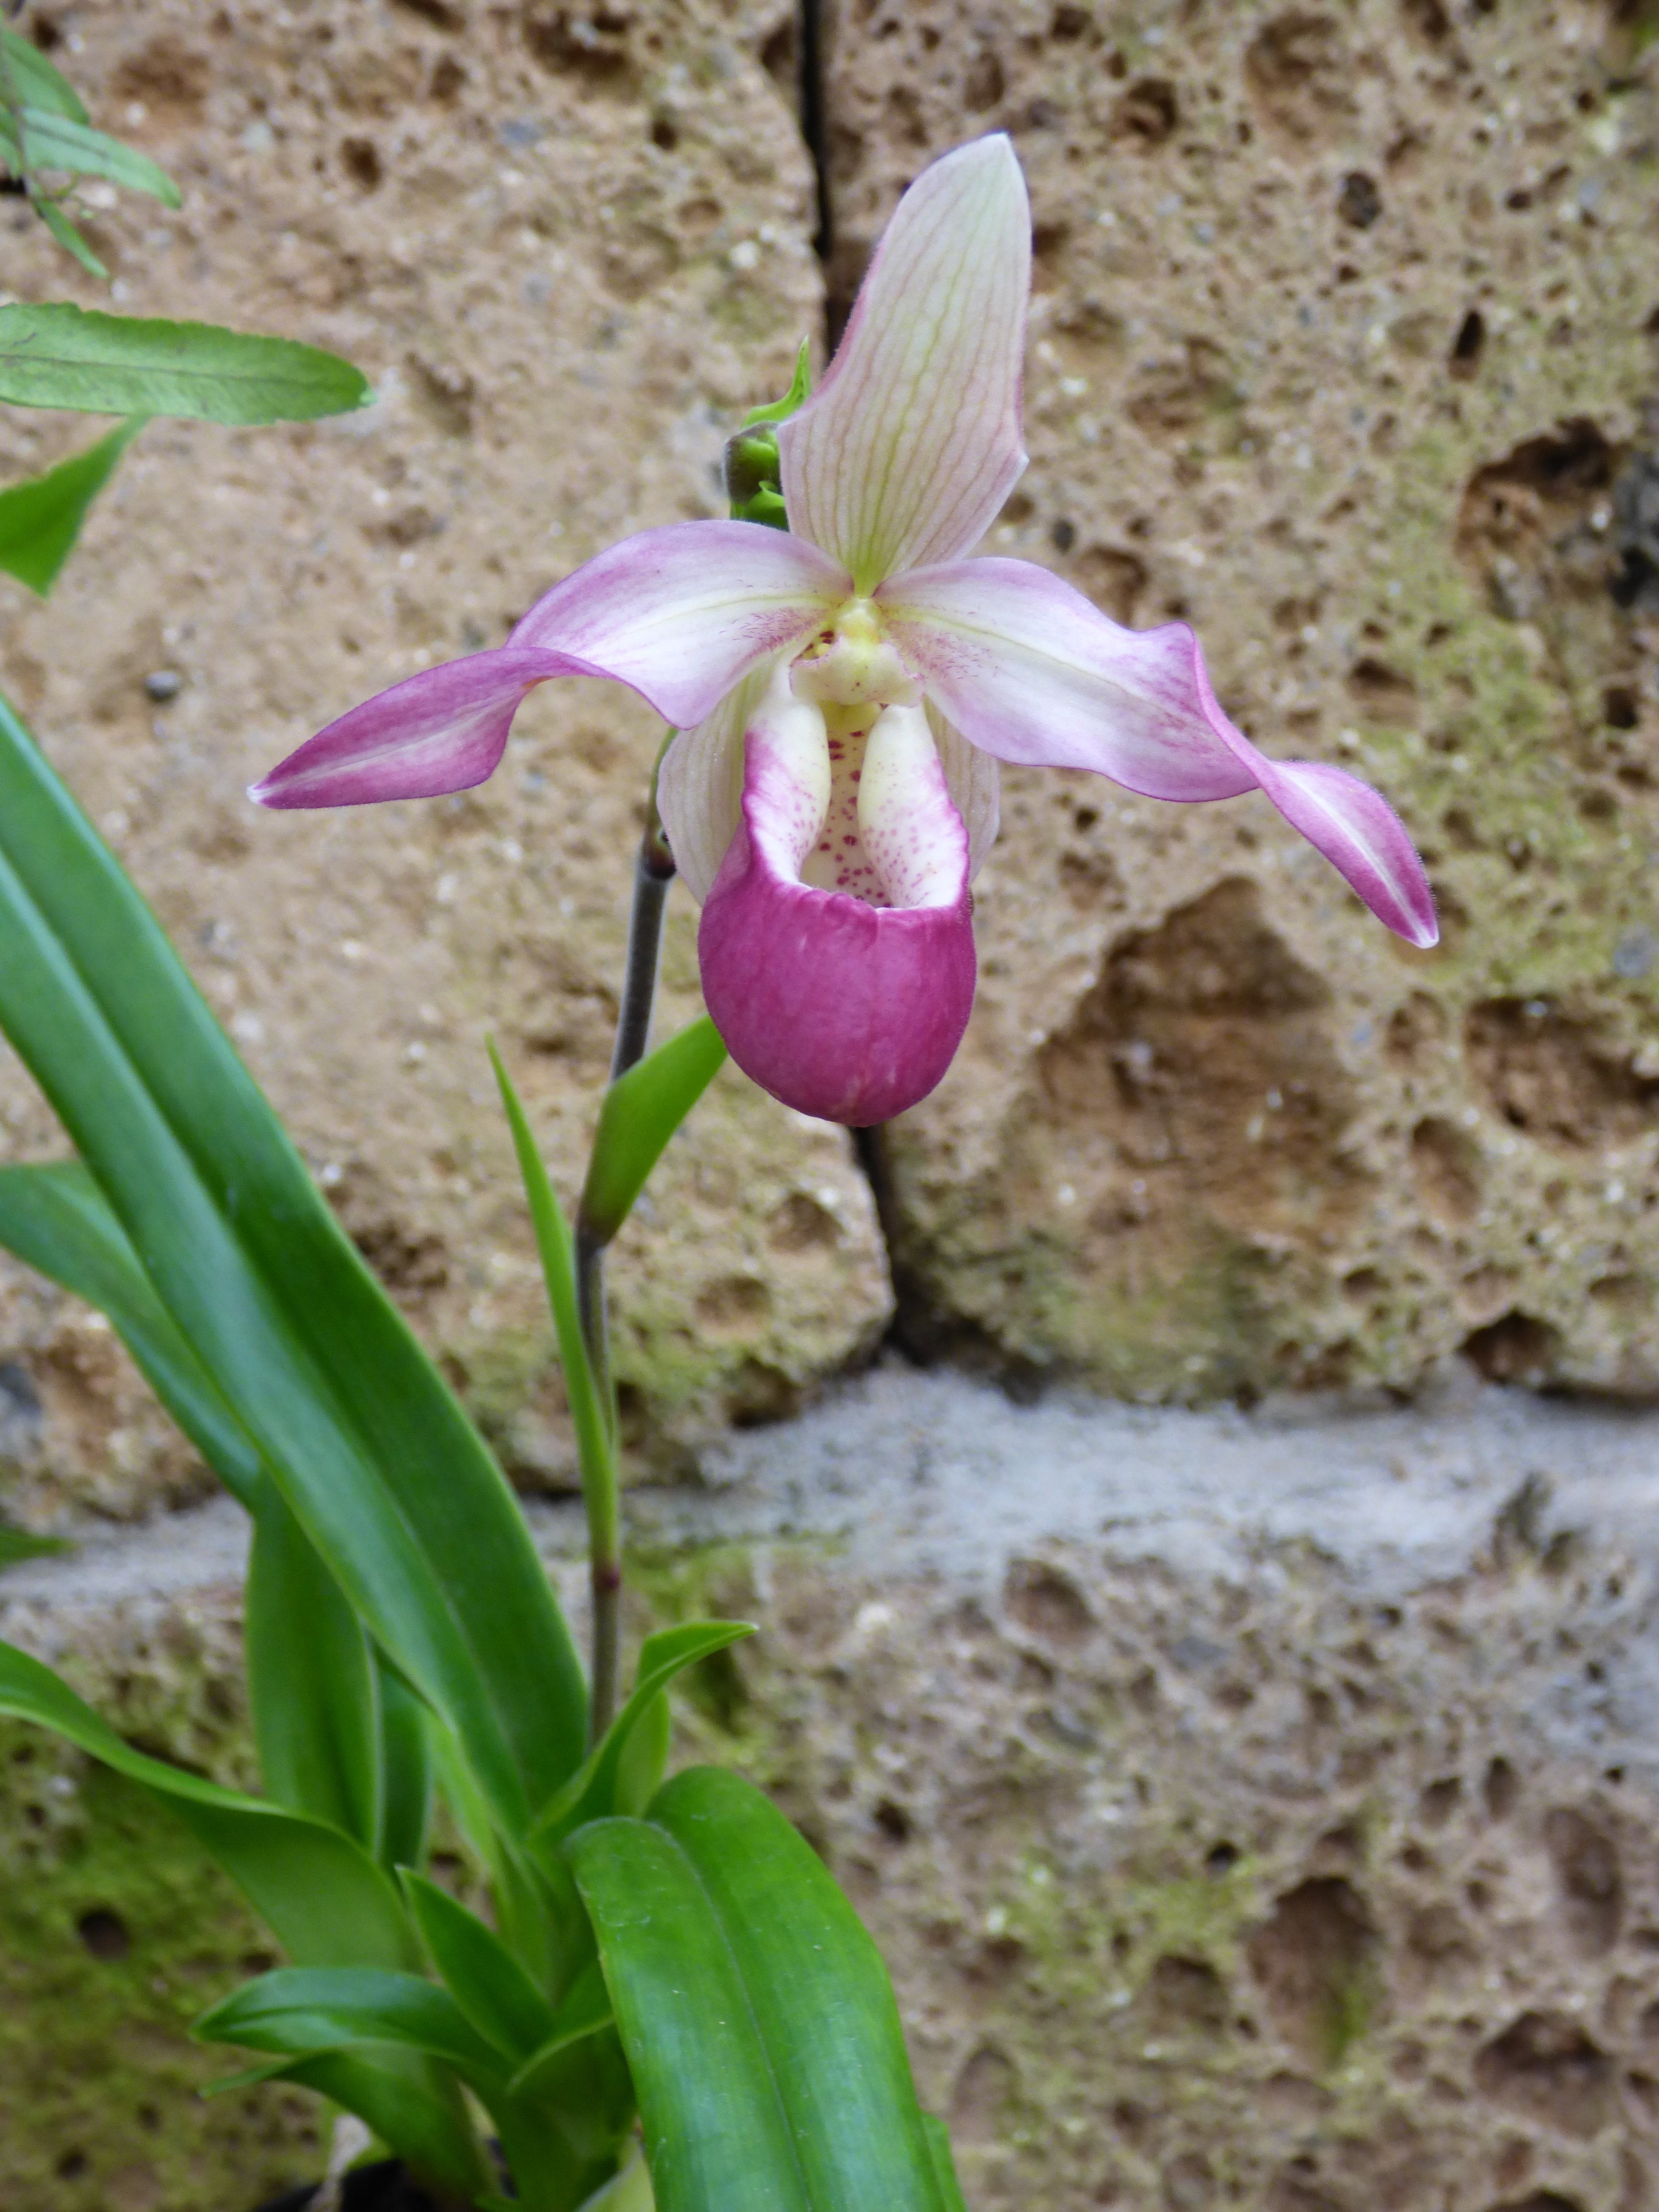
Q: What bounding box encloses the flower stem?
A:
[577,777,676,1743]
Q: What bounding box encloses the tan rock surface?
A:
[0,0,891,1528]
[825,0,1659,1401]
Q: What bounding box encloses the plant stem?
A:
[577,790,676,1743]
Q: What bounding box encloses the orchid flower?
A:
[253,134,1436,1126]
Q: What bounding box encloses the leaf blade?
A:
[258,2051,491,2202]
[0,1158,265,1507]
[0,304,372,421]
[533,1622,755,1845]
[0,28,90,122]
[400,1868,561,2063]
[0,417,144,597]
[568,1814,811,2212]
[491,1040,616,1548]
[578,1019,727,1244]
[0,1638,416,1971]
[0,1524,68,1566]
[194,1966,507,2086]
[570,1769,946,2212]
[0,692,587,1832]
[246,1483,382,1851]
[0,107,180,204]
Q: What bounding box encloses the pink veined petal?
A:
[881,557,1258,800]
[778,135,1031,594]
[1217,746,1441,950]
[698,670,976,1125]
[249,646,594,810]
[882,556,1438,947]
[509,520,847,728]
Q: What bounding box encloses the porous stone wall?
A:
[7,1370,1659,2211]
[827,0,1659,1402]
[5,3,1659,2210]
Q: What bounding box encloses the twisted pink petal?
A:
[252,523,846,808]
[881,557,1438,947]
[250,647,595,808]
[508,520,846,727]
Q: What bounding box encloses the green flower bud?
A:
[726,337,811,530]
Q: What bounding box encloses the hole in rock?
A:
[76,1907,131,1960]
[1473,2013,1613,2137]
[1247,1877,1381,2066]
[1463,1312,1562,1387]
[1337,171,1382,228]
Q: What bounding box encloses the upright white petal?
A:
[779,135,1031,594]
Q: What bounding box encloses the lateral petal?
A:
[778,135,1031,593]
[249,647,589,809]
[880,557,1258,800]
[1237,754,1441,949]
[883,556,1438,947]
[509,520,846,729]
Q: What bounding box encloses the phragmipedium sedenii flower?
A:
[254,134,1436,1125]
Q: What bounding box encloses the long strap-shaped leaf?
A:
[0,1641,414,1971]
[0,693,586,1830]
[568,1769,949,2212]
[0,1159,385,1854]
[0,1158,264,1505]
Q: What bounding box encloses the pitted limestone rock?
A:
[823,0,1659,1400]
[9,1369,1659,2209]
[0,0,889,1530]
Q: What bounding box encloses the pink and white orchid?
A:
[253,134,1436,1126]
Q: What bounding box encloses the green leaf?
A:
[578,1019,727,1246]
[32,193,107,278]
[0,691,587,1833]
[259,2050,491,2202]
[0,1524,68,1565]
[194,1966,508,2088]
[576,2146,654,2212]
[505,1960,615,2099]
[0,1159,264,1508]
[377,1658,434,1875]
[613,1683,670,1820]
[532,1623,755,1845]
[491,1041,616,1536]
[247,1483,381,1851]
[0,28,90,122]
[0,107,180,204]
[0,304,372,422]
[0,417,144,596]
[922,2117,967,2212]
[400,1869,560,2062]
[568,1769,947,2212]
[0,1159,389,1852]
[0,1639,417,1972]
[743,337,812,427]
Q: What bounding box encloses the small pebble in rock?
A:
[144,670,183,702]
